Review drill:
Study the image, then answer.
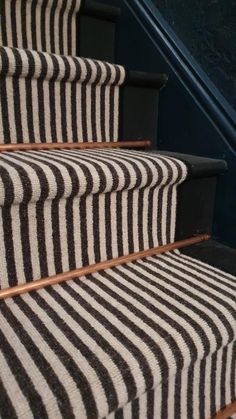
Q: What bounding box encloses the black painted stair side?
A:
[156,151,227,241]
[120,72,167,144]
[77,1,120,62]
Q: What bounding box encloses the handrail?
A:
[126,0,236,152]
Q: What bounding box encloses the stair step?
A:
[0,252,235,418]
[0,150,187,288]
[0,46,125,144]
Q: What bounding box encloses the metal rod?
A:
[212,401,236,419]
[0,140,151,152]
[0,234,210,300]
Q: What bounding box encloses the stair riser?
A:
[0,47,125,144]
[1,0,81,55]
[78,15,117,62]
[0,77,120,144]
[176,177,217,240]
[0,185,178,288]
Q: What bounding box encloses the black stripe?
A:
[230,342,236,402]
[127,190,134,254]
[10,0,17,47]
[21,0,27,49]
[1,206,17,286]
[187,366,194,419]
[0,376,17,419]
[220,346,228,408]
[173,370,181,419]
[25,50,36,143]
[1,1,8,46]
[59,0,68,54]
[67,0,77,55]
[31,1,37,50]
[199,358,206,418]
[131,397,139,419]
[138,188,145,251]
[210,351,217,416]
[147,187,155,249]
[51,199,63,274]
[65,198,76,270]
[41,0,48,52]
[49,0,59,53]
[36,201,49,278]
[92,194,101,263]
[147,389,154,419]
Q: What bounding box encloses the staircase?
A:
[0,1,235,418]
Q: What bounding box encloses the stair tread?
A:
[157,151,227,178]
[0,252,235,417]
[0,150,187,206]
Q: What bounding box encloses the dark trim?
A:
[125,71,168,89]
[80,0,121,21]
[125,0,236,152]
[156,151,227,179]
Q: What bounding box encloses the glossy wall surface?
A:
[152,0,236,111]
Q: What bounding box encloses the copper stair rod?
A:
[0,234,210,300]
[0,140,151,152]
[212,401,236,419]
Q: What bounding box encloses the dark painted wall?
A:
[96,0,236,248]
[152,0,236,112]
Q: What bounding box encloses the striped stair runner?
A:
[0,46,125,144]
[0,0,82,55]
[0,1,235,418]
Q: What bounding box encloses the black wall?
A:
[152,0,236,111]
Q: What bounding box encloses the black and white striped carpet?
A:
[0,1,235,418]
[0,252,235,418]
[0,46,125,144]
[0,0,81,55]
[0,149,187,288]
